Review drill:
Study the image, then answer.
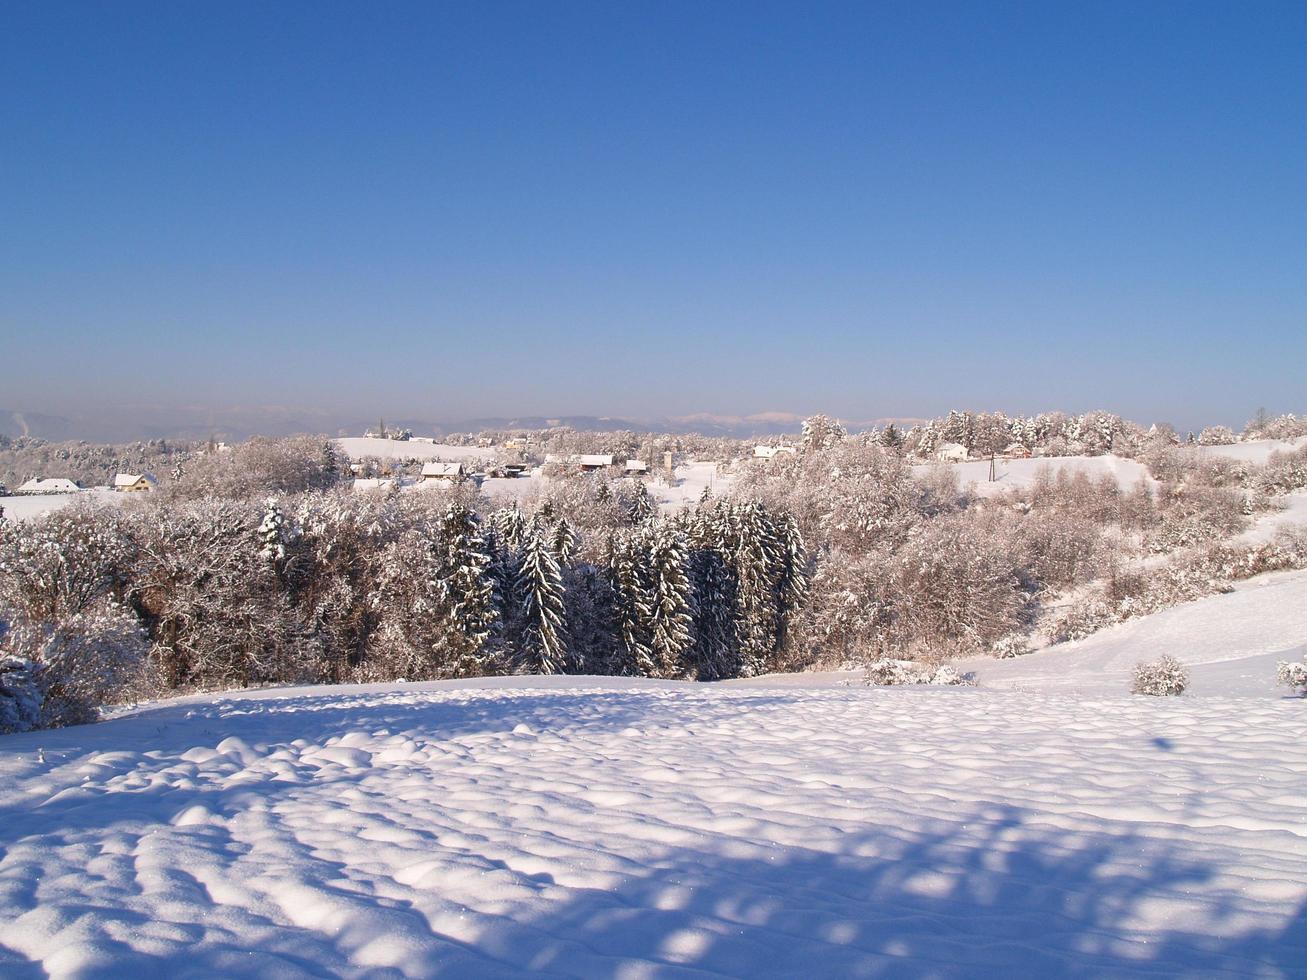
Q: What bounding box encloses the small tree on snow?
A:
[1131,655,1189,696]
[258,498,289,562]
[1276,653,1307,696]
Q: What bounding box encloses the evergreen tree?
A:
[606,531,656,675]
[646,521,694,676]
[432,504,500,674]
[258,498,288,563]
[513,528,568,674]
[627,481,656,524]
[685,508,740,679]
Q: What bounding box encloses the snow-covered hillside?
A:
[336,438,496,462]
[960,567,1307,696]
[0,490,121,523]
[913,454,1154,495]
[1,679,1304,977]
[1196,436,1307,464]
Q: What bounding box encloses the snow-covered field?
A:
[0,490,121,523]
[2,673,1305,977]
[960,567,1307,697]
[1197,437,1307,464]
[336,438,497,463]
[913,454,1154,495]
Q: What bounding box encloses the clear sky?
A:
[2,1,1305,432]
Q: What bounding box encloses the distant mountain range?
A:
[0,407,920,444]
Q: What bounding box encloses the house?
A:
[113,473,158,492]
[1003,443,1032,459]
[577,454,614,471]
[935,442,969,463]
[16,478,81,495]
[501,463,530,478]
[753,445,797,460]
[420,462,465,483]
[624,459,649,474]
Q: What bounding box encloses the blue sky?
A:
[2,1,1304,431]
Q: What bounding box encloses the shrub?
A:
[991,633,1031,659]
[1131,655,1189,696]
[864,659,975,686]
[1276,655,1307,696]
[0,601,155,731]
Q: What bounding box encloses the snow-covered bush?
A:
[1276,655,1307,696]
[0,654,41,734]
[1131,656,1189,696]
[864,659,974,686]
[991,633,1031,659]
[0,601,154,731]
[1197,426,1236,446]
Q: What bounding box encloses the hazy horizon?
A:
[3,3,1305,433]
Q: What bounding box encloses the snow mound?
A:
[1,682,1304,976]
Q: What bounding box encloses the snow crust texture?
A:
[1,684,1305,977]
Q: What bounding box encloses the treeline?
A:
[0,489,807,732]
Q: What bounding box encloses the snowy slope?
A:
[1196,437,1307,464]
[913,454,1154,496]
[959,568,1307,697]
[1,680,1304,977]
[337,438,497,462]
[0,490,122,523]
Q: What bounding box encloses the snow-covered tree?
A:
[513,527,568,674]
[802,414,846,453]
[645,522,694,676]
[606,531,656,675]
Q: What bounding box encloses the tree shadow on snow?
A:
[502,806,1307,978]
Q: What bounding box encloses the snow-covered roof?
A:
[625,460,649,472]
[421,462,464,478]
[16,478,81,494]
[113,473,158,488]
[753,445,796,459]
[578,454,614,467]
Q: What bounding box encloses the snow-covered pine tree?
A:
[513,527,568,674]
[645,521,694,677]
[490,505,528,549]
[773,511,810,649]
[605,531,656,675]
[432,504,501,675]
[626,481,656,524]
[801,414,847,452]
[684,507,740,679]
[551,517,578,567]
[733,501,784,676]
[258,497,288,562]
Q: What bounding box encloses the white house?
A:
[624,459,649,474]
[935,442,969,462]
[113,473,158,492]
[753,445,797,460]
[16,478,80,495]
[420,461,465,483]
[577,454,614,471]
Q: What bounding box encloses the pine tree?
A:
[606,531,656,675]
[685,508,740,679]
[646,521,694,676]
[513,528,568,674]
[627,481,656,524]
[733,501,784,676]
[258,498,288,563]
[551,517,578,567]
[432,504,500,674]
